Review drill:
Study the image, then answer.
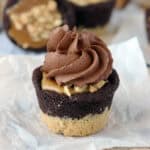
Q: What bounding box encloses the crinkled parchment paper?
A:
[0,38,150,150]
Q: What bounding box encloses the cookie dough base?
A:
[41,108,110,137]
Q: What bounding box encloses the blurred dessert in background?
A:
[3,0,75,51]
[132,0,150,9]
[146,8,150,42]
[115,0,130,9]
[61,0,117,38]
[64,0,116,27]
[0,0,6,29]
[104,147,150,150]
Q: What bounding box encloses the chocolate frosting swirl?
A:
[42,25,113,87]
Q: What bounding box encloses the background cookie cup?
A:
[32,67,119,136]
[3,0,76,52]
[61,0,116,27]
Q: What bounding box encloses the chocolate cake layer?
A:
[146,9,150,42]
[64,0,115,27]
[3,0,76,52]
[32,67,119,119]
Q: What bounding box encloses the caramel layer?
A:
[42,73,106,96]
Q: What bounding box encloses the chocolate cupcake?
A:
[146,9,150,42]
[3,0,75,51]
[62,0,115,27]
[32,25,119,136]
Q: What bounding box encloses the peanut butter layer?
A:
[7,0,62,49]
[67,0,109,6]
[41,107,110,136]
[42,73,106,96]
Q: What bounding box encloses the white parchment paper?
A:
[0,38,150,150]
